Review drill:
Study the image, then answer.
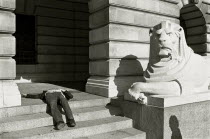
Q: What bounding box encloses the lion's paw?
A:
[137,93,147,105]
[128,89,147,105]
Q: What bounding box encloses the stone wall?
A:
[87,0,180,97]
[15,0,89,89]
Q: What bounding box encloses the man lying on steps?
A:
[21,89,76,130]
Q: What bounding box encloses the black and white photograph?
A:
[0,0,210,138]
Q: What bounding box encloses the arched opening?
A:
[180,4,207,55]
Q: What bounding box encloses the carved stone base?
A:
[0,80,21,108]
[121,92,210,139]
[86,76,144,97]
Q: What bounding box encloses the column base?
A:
[86,76,144,97]
[0,80,21,108]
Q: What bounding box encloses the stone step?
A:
[75,128,146,139]
[0,92,111,118]
[0,105,122,133]
[0,116,133,139]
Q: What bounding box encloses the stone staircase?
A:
[0,91,146,139]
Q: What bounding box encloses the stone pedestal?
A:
[121,92,210,139]
[0,0,21,108]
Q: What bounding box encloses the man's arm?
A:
[21,93,42,99]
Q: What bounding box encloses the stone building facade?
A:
[0,0,210,108]
[87,0,210,97]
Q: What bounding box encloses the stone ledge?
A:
[121,95,210,139]
[147,91,210,108]
[124,91,210,108]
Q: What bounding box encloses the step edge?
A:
[0,98,111,118]
[0,116,132,139]
[0,106,122,133]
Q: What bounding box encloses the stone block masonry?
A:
[180,1,210,84]
[0,0,21,108]
[15,0,89,87]
[87,0,180,97]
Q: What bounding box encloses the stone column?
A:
[0,0,21,108]
[86,0,180,97]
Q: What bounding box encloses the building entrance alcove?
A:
[14,0,90,91]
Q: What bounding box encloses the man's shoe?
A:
[67,119,76,127]
[56,121,65,130]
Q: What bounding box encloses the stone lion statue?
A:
[127,21,209,104]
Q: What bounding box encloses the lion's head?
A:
[149,21,191,64]
[144,21,193,82]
